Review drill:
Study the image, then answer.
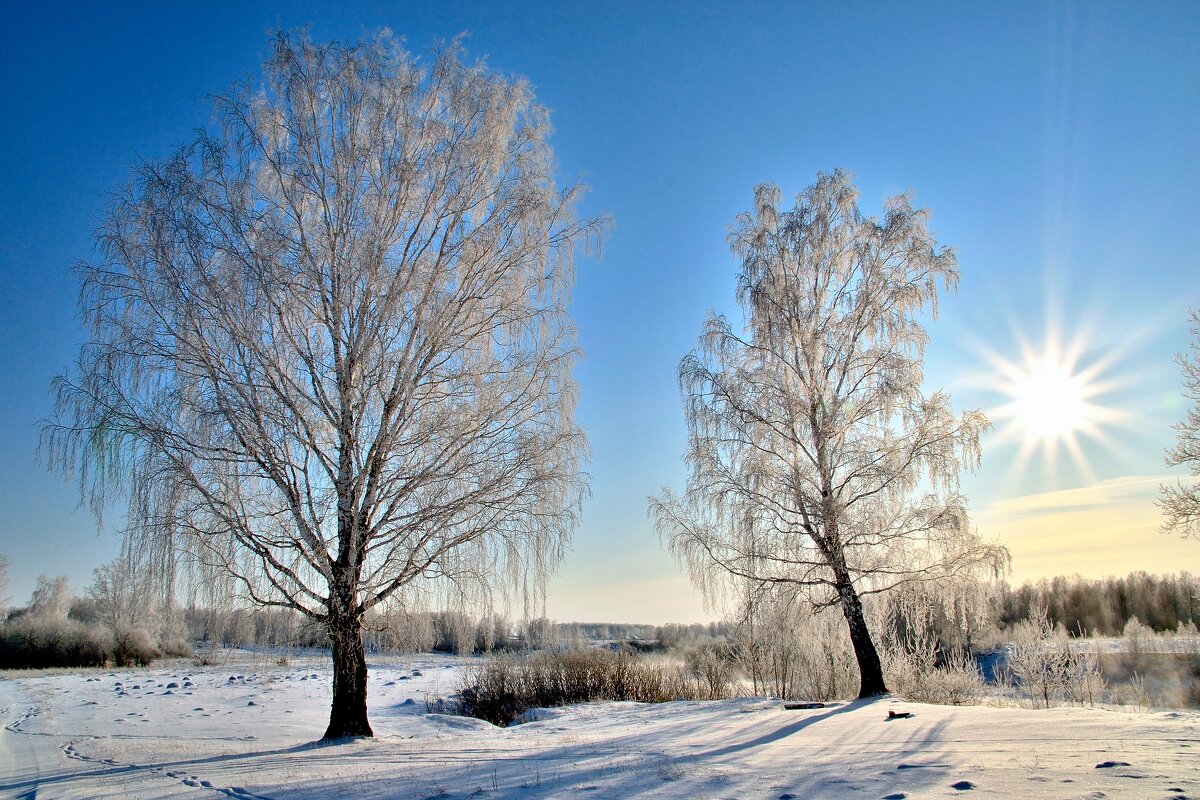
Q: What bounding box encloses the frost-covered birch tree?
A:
[43,31,598,739]
[1159,309,1200,539]
[650,171,1005,698]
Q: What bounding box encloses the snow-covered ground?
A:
[1,652,1197,799]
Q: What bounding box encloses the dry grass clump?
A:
[456,648,725,725]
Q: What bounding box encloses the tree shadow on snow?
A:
[279,697,962,800]
[0,739,336,796]
[688,696,884,759]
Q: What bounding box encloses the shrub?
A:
[1006,612,1072,708]
[456,648,719,725]
[735,601,858,701]
[0,616,113,668]
[881,595,984,705]
[1003,609,1107,708]
[885,644,983,705]
[158,636,195,658]
[112,626,158,667]
[684,641,739,700]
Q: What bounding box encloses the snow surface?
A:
[1,652,1197,799]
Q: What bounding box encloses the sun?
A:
[1008,350,1091,444]
[973,323,1126,479]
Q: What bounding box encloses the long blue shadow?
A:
[689,696,886,760]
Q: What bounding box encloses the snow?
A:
[1,653,1197,799]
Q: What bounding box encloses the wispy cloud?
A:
[980,475,1170,517]
[975,474,1198,582]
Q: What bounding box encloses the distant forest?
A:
[179,571,1200,651]
[994,572,1198,636]
[6,570,1196,667]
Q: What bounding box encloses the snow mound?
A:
[512,707,568,724]
[423,713,498,731]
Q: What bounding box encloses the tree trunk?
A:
[323,615,373,739]
[836,578,888,698]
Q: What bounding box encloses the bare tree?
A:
[88,551,153,636]
[650,171,1005,698]
[43,31,598,738]
[1159,309,1200,538]
[27,575,72,620]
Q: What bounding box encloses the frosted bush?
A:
[880,590,983,705]
[0,616,113,668]
[112,626,158,667]
[1122,617,1154,672]
[456,649,714,725]
[1005,608,1108,708]
[684,641,739,700]
[735,599,858,701]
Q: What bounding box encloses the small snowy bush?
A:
[880,589,984,705]
[1005,609,1107,708]
[734,600,858,702]
[684,641,739,700]
[457,648,717,725]
[112,626,158,667]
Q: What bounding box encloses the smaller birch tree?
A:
[1159,309,1200,538]
[650,170,1005,698]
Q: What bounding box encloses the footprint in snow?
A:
[881,794,906,799]
[949,781,975,791]
[1095,761,1131,769]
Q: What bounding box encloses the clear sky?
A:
[1,1,1197,623]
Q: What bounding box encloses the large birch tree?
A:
[44,31,597,739]
[650,171,1004,698]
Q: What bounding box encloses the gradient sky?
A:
[1,1,1197,623]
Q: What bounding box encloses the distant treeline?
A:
[6,568,1196,670]
[180,606,731,655]
[995,572,1199,636]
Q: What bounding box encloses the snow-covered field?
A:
[1,652,1197,799]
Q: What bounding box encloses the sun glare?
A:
[973,319,1128,481]
[1009,351,1091,443]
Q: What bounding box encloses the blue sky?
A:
[1,1,1197,622]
